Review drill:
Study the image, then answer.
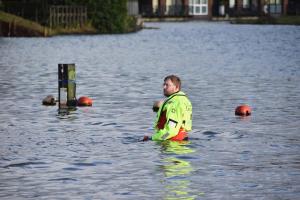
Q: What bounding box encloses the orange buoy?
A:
[77,96,92,106]
[235,104,251,116]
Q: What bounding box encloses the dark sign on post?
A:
[58,64,77,111]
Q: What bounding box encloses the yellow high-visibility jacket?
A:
[152,91,192,141]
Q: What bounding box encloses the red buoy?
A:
[235,104,251,116]
[77,96,92,106]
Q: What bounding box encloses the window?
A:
[269,0,282,14]
[189,0,208,15]
[229,0,235,8]
[243,0,250,8]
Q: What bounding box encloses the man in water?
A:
[144,75,192,141]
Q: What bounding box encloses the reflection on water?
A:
[158,141,202,200]
[57,107,77,116]
[163,157,192,178]
[160,141,195,155]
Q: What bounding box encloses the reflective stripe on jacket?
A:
[152,91,192,141]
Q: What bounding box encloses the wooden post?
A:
[236,0,243,15]
[58,64,77,111]
[35,8,38,22]
[182,0,189,16]
[283,0,288,15]
[13,19,16,36]
[8,21,11,37]
[159,0,166,16]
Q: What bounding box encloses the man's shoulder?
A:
[173,91,190,101]
[165,91,190,106]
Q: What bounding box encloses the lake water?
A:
[0,21,300,200]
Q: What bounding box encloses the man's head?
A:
[163,75,181,97]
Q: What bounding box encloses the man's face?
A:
[163,79,179,97]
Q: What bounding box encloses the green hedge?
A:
[2,0,137,33]
[66,0,134,33]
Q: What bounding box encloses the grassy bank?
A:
[49,24,97,36]
[0,11,48,36]
[0,11,141,37]
[0,11,99,37]
[232,16,300,25]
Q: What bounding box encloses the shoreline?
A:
[143,16,300,26]
[1,11,299,37]
[0,11,142,37]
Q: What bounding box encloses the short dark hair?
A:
[164,75,181,90]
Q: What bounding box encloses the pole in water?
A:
[58,64,77,113]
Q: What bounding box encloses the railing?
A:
[49,5,87,28]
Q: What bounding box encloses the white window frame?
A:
[229,0,235,8]
[243,0,250,8]
[189,0,208,16]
